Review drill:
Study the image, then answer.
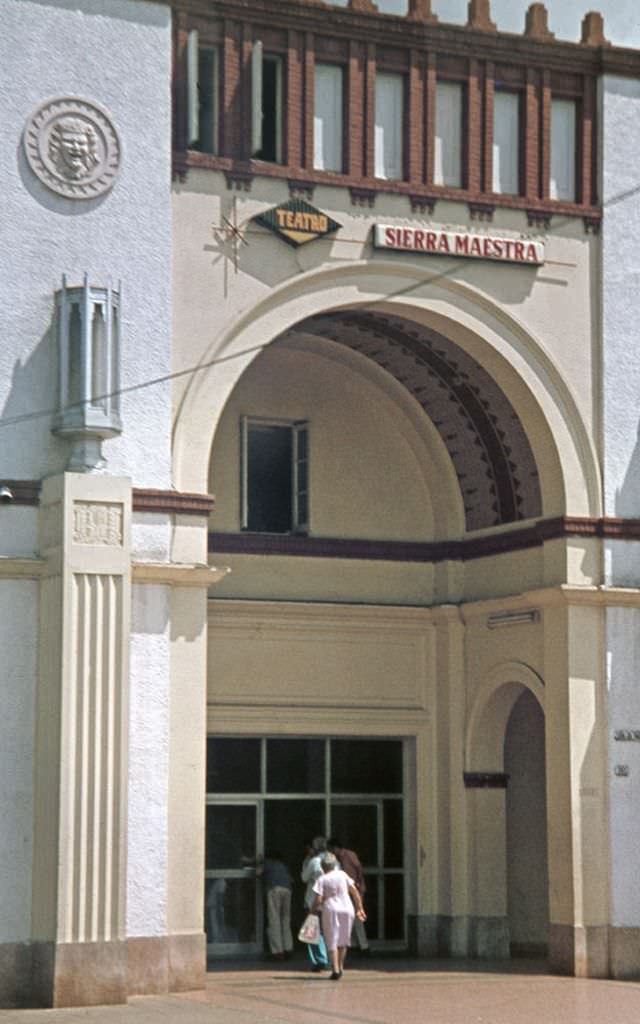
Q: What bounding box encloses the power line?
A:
[1,178,639,434]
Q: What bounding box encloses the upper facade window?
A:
[434,81,463,189]
[374,72,404,181]
[241,417,309,534]
[492,91,520,195]
[187,32,219,155]
[252,45,285,164]
[314,64,344,173]
[175,1,603,221]
[550,98,577,202]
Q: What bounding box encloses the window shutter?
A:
[434,81,463,188]
[374,73,403,180]
[187,30,200,146]
[550,98,576,201]
[251,40,264,156]
[293,422,309,533]
[240,415,249,529]
[314,65,343,172]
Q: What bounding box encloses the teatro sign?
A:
[374,224,545,266]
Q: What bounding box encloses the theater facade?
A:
[2,0,640,1007]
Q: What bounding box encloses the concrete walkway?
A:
[3,960,640,1024]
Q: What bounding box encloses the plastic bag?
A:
[298,912,320,944]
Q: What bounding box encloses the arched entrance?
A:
[466,665,547,959]
[178,288,597,965]
[505,689,549,957]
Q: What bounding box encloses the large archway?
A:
[173,264,598,522]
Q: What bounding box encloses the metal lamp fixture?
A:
[52,273,122,471]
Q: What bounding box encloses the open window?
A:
[251,42,284,163]
[241,418,309,533]
[187,30,219,154]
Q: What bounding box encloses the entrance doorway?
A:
[505,689,549,956]
[204,737,407,958]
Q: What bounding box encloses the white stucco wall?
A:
[602,77,640,531]
[128,582,170,937]
[602,75,640,929]
[606,607,640,926]
[0,0,172,488]
[0,580,37,942]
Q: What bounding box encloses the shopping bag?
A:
[298,912,320,944]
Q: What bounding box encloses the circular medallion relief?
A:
[23,97,121,199]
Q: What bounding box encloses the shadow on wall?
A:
[612,420,640,586]
[205,191,542,305]
[0,323,68,479]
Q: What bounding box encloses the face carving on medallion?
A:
[49,117,100,180]
[24,97,121,199]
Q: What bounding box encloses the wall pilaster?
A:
[544,600,610,977]
[31,474,131,1007]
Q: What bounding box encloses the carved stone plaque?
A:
[24,97,121,199]
[73,502,123,547]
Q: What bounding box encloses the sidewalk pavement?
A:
[3,959,640,1024]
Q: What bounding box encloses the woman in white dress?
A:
[312,852,367,979]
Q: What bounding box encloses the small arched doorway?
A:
[466,667,547,959]
[505,689,549,957]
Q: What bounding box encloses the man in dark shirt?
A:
[257,851,293,959]
[327,837,370,953]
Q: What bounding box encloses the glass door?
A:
[204,736,407,958]
[204,801,261,956]
[331,798,405,945]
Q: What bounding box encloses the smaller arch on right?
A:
[465,663,548,961]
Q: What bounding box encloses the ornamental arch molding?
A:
[466,661,546,774]
[172,261,599,522]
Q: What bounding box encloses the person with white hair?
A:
[312,851,367,980]
[300,836,330,971]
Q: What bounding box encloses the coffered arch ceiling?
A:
[295,310,542,532]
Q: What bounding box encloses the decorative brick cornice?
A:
[350,186,376,208]
[469,200,495,222]
[225,167,253,192]
[581,11,609,47]
[173,0,636,77]
[524,3,554,41]
[527,209,552,229]
[407,0,438,23]
[288,179,316,200]
[133,489,215,516]
[467,0,496,33]
[409,194,436,214]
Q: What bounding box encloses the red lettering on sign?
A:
[483,238,493,257]
[401,229,411,248]
[493,239,503,258]
[426,232,437,252]
[526,243,538,262]
[515,242,525,261]
[455,235,469,255]
[384,227,396,247]
[438,234,450,253]
[414,230,425,250]
[470,237,482,256]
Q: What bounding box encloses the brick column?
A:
[524,68,540,200]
